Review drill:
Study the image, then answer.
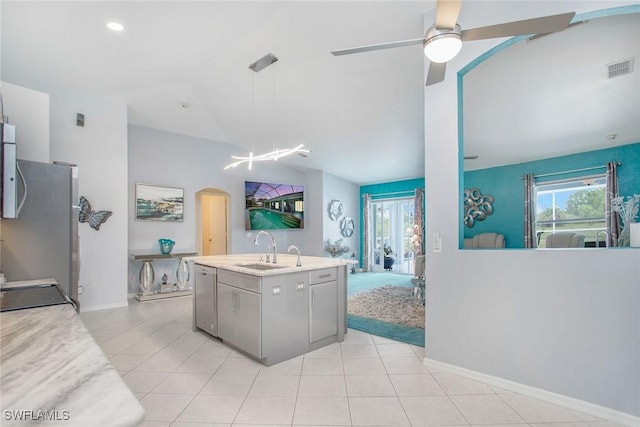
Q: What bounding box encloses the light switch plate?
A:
[433,233,442,253]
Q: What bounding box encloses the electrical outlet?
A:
[78,285,84,295]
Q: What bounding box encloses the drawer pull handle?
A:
[318,274,331,278]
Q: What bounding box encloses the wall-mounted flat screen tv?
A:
[245,181,304,230]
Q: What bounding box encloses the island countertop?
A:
[1,279,145,427]
[185,254,356,275]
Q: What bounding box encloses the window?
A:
[535,175,606,247]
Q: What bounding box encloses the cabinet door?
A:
[235,288,261,358]
[217,283,236,344]
[309,281,338,343]
[195,265,217,336]
[262,273,309,363]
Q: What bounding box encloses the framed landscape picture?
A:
[135,183,184,221]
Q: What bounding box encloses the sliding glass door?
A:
[371,197,415,274]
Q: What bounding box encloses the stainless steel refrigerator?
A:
[1,159,79,305]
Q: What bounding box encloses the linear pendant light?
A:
[225,53,310,171]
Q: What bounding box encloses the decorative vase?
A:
[176,259,190,290]
[138,262,154,296]
[159,238,175,254]
[618,221,634,247]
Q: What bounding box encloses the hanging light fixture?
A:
[225,53,311,171]
[224,144,311,170]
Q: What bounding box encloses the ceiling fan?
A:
[331,0,575,86]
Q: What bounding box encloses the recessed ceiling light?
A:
[107,22,124,32]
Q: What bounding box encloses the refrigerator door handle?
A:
[15,160,28,217]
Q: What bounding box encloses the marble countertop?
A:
[1,280,145,427]
[186,254,356,276]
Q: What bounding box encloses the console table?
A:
[130,251,197,302]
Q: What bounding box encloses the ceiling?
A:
[5,2,635,183]
[0,1,437,185]
[463,11,640,171]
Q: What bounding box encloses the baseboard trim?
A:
[79,300,129,312]
[423,358,639,427]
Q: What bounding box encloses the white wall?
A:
[424,0,640,420]
[323,171,359,259]
[1,81,49,162]
[127,125,316,294]
[49,89,129,311]
[304,169,325,257]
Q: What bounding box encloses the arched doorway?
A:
[196,189,230,256]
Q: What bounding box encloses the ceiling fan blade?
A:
[331,38,424,56]
[461,12,575,41]
[435,0,462,29]
[426,62,447,86]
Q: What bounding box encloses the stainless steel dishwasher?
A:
[194,264,217,337]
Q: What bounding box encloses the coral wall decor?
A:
[464,187,494,228]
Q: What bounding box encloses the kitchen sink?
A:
[236,263,286,270]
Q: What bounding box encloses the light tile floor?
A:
[81,296,622,427]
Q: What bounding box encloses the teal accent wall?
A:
[360,178,425,200]
[359,178,425,265]
[463,142,640,248]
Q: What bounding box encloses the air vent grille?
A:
[607,58,634,79]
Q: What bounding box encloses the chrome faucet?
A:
[288,245,302,267]
[596,230,609,248]
[254,231,277,264]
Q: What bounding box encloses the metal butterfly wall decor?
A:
[78,196,112,231]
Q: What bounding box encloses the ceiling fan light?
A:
[423,24,463,63]
[424,35,462,63]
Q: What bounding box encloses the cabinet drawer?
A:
[218,269,261,293]
[195,264,215,276]
[309,268,337,284]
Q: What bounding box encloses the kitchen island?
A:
[0,279,145,427]
[187,254,353,366]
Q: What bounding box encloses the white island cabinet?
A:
[309,268,339,343]
[216,270,262,358]
[188,254,352,366]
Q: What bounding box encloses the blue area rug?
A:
[347,314,425,347]
[347,272,424,347]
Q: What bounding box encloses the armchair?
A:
[469,232,505,248]
[545,232,585,248]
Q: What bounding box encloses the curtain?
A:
[605,161,620,247]
[523,174,537,248]
[414,188,424,256]
[362,193,372,272]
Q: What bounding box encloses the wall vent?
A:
[607,58,634,79]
